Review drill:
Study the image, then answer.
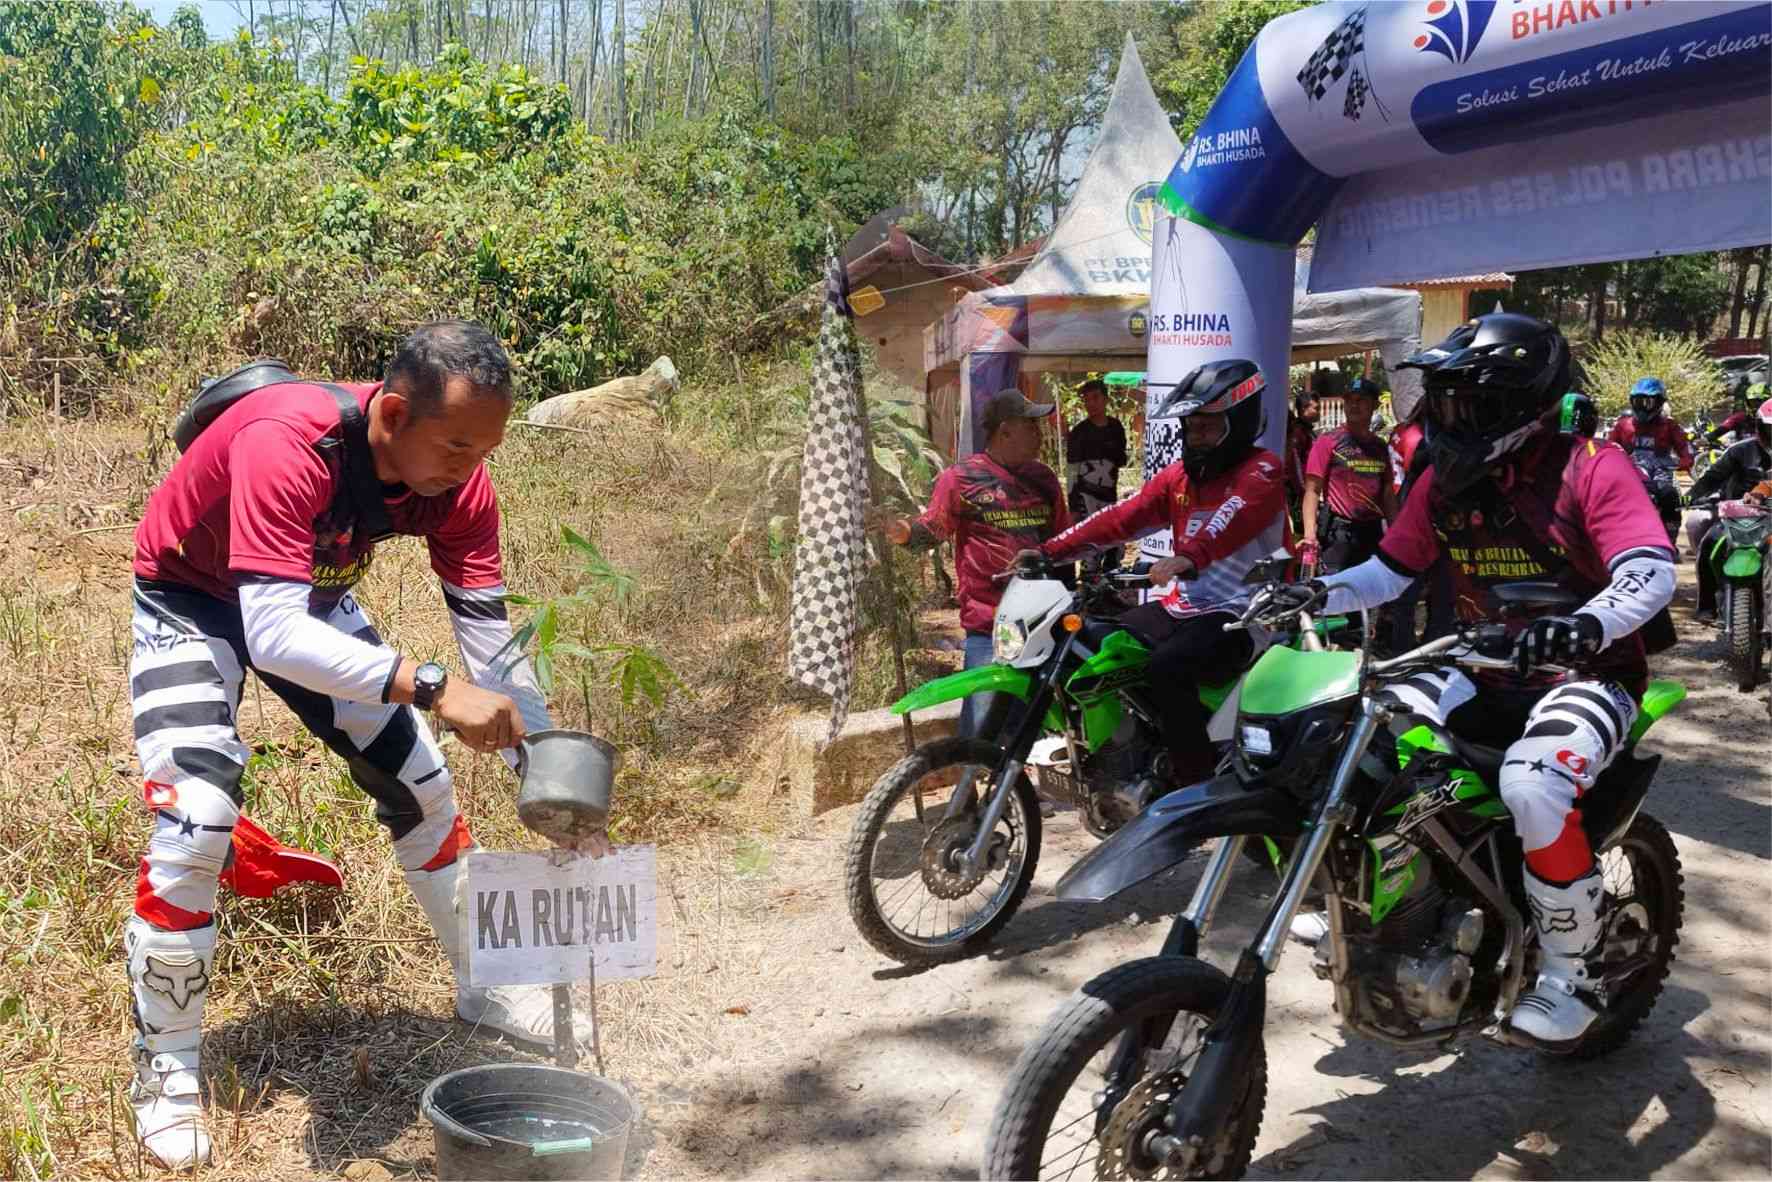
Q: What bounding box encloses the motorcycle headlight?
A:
[1239,724,1275,756]
[993,615,1026,663]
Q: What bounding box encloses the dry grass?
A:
[0,398,897,1179]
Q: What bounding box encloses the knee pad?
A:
[390,768,473,872]
[137,774,240,930]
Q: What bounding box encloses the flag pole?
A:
[856,390,917,757]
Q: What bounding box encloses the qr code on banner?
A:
[1145,418,1184,480]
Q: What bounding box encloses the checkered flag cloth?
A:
[1344,67,1369,120]
[788,239,871,742]
[1296,7,1365,102]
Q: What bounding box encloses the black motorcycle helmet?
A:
[1153,359,1266,483]
[1398,313,1570,495]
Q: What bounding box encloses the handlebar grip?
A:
[1471,624,1513,659]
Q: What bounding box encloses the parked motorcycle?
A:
[983,579,1686,1180]
[1704,497,1771,691]
[844,557,1312,966]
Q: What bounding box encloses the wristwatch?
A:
[412,662,448,712]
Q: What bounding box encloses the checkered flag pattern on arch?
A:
[1297,7,1366,103]
[787,238,872,743]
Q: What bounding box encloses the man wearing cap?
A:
[884,390,1069,735]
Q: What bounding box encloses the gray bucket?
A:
[515,730,618,845]
[421,1063,634,1181]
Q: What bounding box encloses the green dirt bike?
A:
[844,559,1313,966]
[984,579,1686,1180]
[1700,496,1771,691]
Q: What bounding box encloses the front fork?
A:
[957,631,1076,873]
[1142,704,1384,1166]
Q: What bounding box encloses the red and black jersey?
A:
[135,381,503,604]
[1607,414,1694,471]
[913,454,1069,633]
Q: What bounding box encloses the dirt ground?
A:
[611,569,1771,1182]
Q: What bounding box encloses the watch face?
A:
[416,663,446,691]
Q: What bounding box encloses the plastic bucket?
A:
[421,1063,634,1181]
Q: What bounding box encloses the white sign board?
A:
[462,847,658,988]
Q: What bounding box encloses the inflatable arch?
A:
[1139,0,1771,559]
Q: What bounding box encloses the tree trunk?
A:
[1591,269,1608,341]
[1748,249,1770,342]
[761,0,775,116]
[1728,248,1753,339]
[324,0,338,91]
[842,0,855,110]
[613,0,627,142]
[684,0,702,117]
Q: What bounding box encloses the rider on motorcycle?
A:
[1687,395,1772,622]
[1608,377,1693,546]
[1031,359,1286,787]
[1704,382,1765,447]
[1281,313,1677,1048]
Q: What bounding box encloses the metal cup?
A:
[514,730,618,845]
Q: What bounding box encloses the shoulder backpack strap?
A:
[317,383,393,541]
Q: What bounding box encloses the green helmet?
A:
[1558,391,1597,437]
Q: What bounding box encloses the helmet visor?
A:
[1630,394,1661,418]
[1426,382,1518,436]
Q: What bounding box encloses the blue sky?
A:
[143,0,246,37]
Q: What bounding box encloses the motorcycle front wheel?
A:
[844,736,1041,965]
[984,957,1266,1181]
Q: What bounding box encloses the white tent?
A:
[922,35,1423,457]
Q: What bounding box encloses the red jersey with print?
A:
[1307,427,1388,521]
[1042,449,1286,617]
[1389,422,1424,500]
[135,381,504,603]
[1607,414,1693,471]
[1378,435,1670,691]
[915,454,1069,633]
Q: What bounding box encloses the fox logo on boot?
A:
[1528,896,1578,934]
[140,955,209,1010]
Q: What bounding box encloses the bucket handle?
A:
[532,1135,602,1157]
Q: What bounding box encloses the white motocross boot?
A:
[124,917,215,1169]
[405,860,595,1048]
[1508,865,1606,1045]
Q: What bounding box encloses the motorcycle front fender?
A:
[891,664,1033,714]
[1054,774,1305,902]
[1723,548,1763,578]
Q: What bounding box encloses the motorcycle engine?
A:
[1027,724,1162,837]
[1326,867,1487,1036]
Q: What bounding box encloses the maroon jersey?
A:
[1380,435,1670,691]
[135,381,503,603]
[914,454,1069,633]
[1307,427,1389,521]
[1607,414,1694,471]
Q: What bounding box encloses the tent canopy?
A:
[922,35,1422,456]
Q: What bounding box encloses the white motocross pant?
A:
[1374,668,1639,881]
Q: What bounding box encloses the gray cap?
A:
[980,389,1057,442]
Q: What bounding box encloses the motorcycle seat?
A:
[1450,735,1507,781]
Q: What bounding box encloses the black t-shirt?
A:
[1066,418,1128,505]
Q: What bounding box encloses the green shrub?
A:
[1580,331,1725,422]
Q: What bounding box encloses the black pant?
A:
[1120,603,1254,784]
[1697,522,1724,615]
[1320,514,1385,575]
